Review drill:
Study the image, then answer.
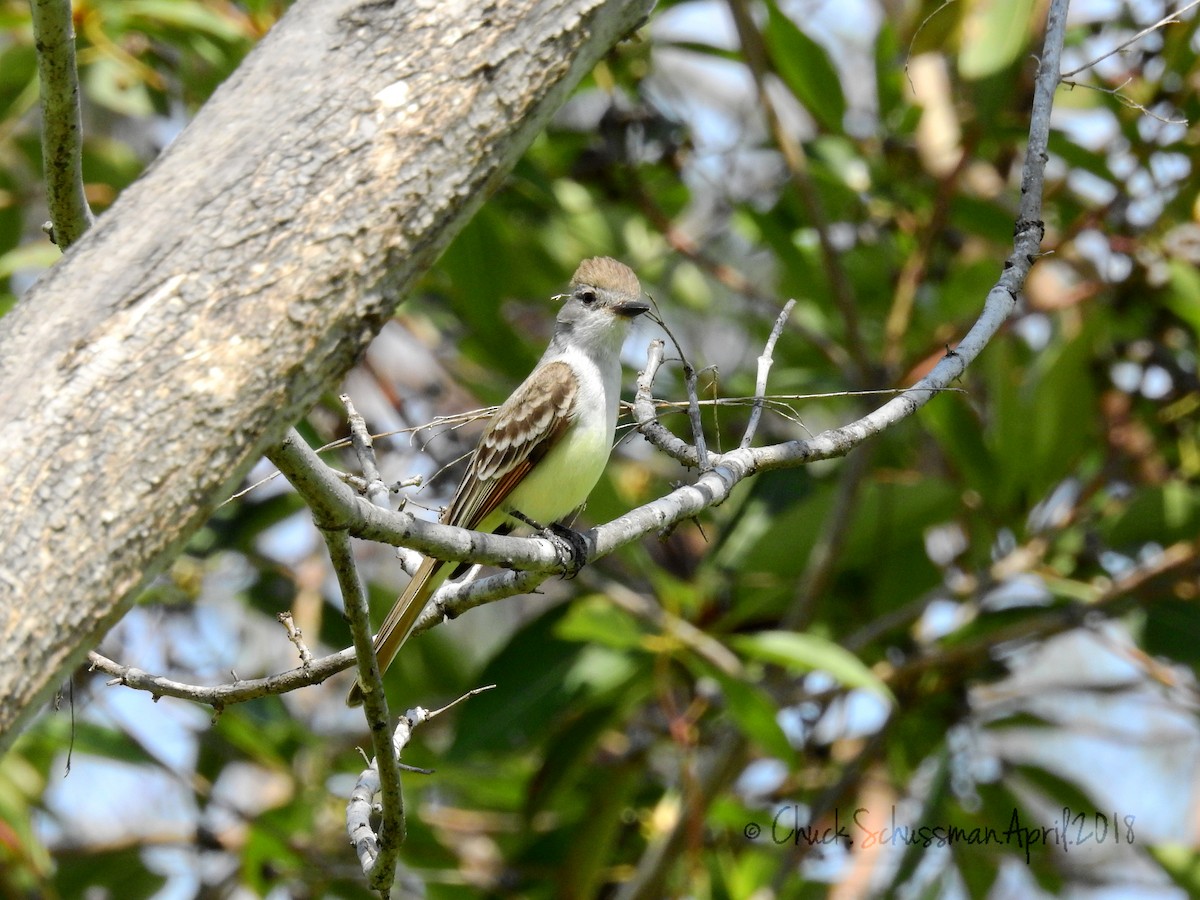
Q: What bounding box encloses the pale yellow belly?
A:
[501,412,612,525]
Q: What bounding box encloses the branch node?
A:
[277,611,314,669]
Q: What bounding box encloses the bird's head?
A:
[552,257,650,355]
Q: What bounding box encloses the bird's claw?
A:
[544,523,588,579]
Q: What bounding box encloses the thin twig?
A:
[88,646,356,706]
[634,340,702,467]
[648,310,711,471]
[342,394,392,510]
[740,300,796,449]
[1060,0,1200,79]
[347,685,496,879]
[317,406,411,886]
[223,410,490,505]
[277,612,313,669]
[30,0,93,249]
[1062,75,1189,123]
[626,173,851,370]
[423,683,497,719]
[323,525,403,890]
[272,421,406,888]
[904,0,959,94]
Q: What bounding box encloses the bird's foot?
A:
[509,510,589,579]
[544,522,588,580]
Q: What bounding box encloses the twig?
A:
[584,573,744,676]
[1061,75,1189,123]
[295,406,409,886]
[223,412,483,505]
[626,174,851,371]
[88,646,356,706]
[342,394,392,510]
[266,430,570,573]
[322,525,403,891]
[347,685,496,880]
[30,0,93,249]
[648,311,711,471]
[1060,0,1200,79]
[277,612,313,669]
[634,341,702,467]
[424,683,497,717]
[904,0,959,94]
[740,300,795,449]
[274,416,407,888]
[86,570,517,706]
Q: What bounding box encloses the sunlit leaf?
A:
[762,1,846,133]
[959,0,1036,80]
[732,631,893,703]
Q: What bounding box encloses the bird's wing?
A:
[442,359,578,528]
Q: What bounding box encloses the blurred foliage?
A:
[3,0,1200,897]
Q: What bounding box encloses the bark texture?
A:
[0,0,652,747]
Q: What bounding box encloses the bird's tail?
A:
[346,555,449,707]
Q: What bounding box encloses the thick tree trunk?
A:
[0,0,651,748]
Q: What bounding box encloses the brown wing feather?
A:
[346,361,579,706]
[442,359,578,528]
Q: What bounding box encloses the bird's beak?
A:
[615,298,650,318]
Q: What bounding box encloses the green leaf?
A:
[556,758,643,897]
[763,2,846,133]
[1026,317,1099,492]
[959,0,1036,80]
[555,594,646,650]
[919,393,995,495]
[1143,600,1200,670]
[83,57,155,117]
[1165,259,1200,337]
[0,241,60,279]
[874,22,905,125]
[525,702,623,817]
[702,666,796,763]
[122,0,249,41]
[449,606,638,759]
[732,631,893,703]
[1151,845,1200,895]
[0,44,37,118]
[54,848,166,897]
[1104,482,1200,547]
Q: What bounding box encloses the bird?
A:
[347,257,649,706]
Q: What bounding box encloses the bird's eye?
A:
[579,289,597,304]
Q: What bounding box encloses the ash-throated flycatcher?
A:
[348,257,648,706]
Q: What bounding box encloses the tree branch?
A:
[322,526,404,890]
[87,645,355,706]
[30,0,93,248]
[740,300,796,449]
[82,0,1067,735]
[1059,0,1200,79]
[347,686,495,884]
[0,0,655,750]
